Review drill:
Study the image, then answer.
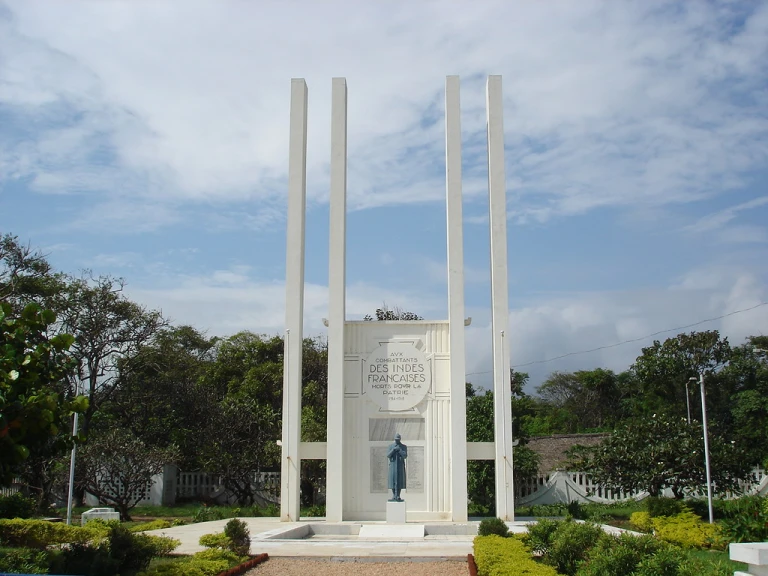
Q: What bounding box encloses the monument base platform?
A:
[386,500,406,523]
[359,524,425,538]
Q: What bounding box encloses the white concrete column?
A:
[281,78,308,522]
[325,77,347,523]
[445,75,469,522]
[486,75,515,521]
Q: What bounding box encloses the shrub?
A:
[630,511,654,532]
[137,548,243,576]
[544,520,603,576]
[576,533,665,576]
[144,534,181,556]
[644,497,685,518]
[302,504,325,517]
[199,532,232,549]
[474,535,559,576]
[566,501,585,519]
[50,542,119,576]
[516,504,568,517]
[635,546,691,576]
[719,495,768,544]
[522,518,560,555]
[0,518,92,548]
[192,506,228,523]
[47,522,179,576]
[478,517,510,538]
[651,510,723,549]
[224,518,250,556]
[0,492,37,519]
[194,548,241,564]
[130,519,173,532]
[0,547,50,574]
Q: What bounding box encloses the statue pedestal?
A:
[386,500,406,523]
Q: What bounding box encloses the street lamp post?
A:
[684,379,692,425]
[66,411,79,526]
[692,374,714,524]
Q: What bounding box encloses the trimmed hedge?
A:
[130,519,175,532]
[474,535,559,576]
[0,518,106,548]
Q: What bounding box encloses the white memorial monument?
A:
[280,76,515,523]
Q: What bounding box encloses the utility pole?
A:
[692,373,714,524]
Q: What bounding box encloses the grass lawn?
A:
[686,549,746,573]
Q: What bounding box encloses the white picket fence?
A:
[8,467,766,508]
[516,466,768,506]
[175,470,280,502]
[0,479,24,498]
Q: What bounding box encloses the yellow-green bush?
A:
[474,535,560,576]
[198,532,231,549]
[137,548,244,576]
[130,519,174,532]
[0,519,97,548]
[651,510,723,549]
[629,511,653,533]
[145,534,181,556]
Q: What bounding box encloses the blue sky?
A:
[1,0,767,391]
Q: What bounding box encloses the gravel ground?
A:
[245,557,468,576]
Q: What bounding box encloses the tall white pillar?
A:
[325,77,347,523]
[445,75,469,522]
[486,75,515,521]
[281,78,308,522]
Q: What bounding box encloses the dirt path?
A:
[245,557,468,576]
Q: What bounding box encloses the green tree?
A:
[719,336,768,466]
[629,330,732,420]
[59,273,166,437]
[107,325,217,467]
[0,233,66,312]
[466,382,540,514]
[199,395,280,505]
[534,368,621,432]
[300,337,328,507]
[78,427,179,520]
[363,303,424,321]
[0,302,87,485]
[567,413,752,499]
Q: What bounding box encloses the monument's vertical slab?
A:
[445,75,469,522]
[280,78,308,522]
[325,77,348,523]
[341,321,451,521]
[486,75,515,521]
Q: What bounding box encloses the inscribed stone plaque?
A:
[406,446,424,493]
[369,418,426,441]
[370,446,389,493]
[364,342,431,410]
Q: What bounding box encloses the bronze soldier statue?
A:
[387,433,407,502]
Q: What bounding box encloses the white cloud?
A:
[1,1,767,231]
[683,196,768,243]
[126,266,448,338]
[465,265,768,391]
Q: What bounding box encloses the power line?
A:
[466,301,768,375]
